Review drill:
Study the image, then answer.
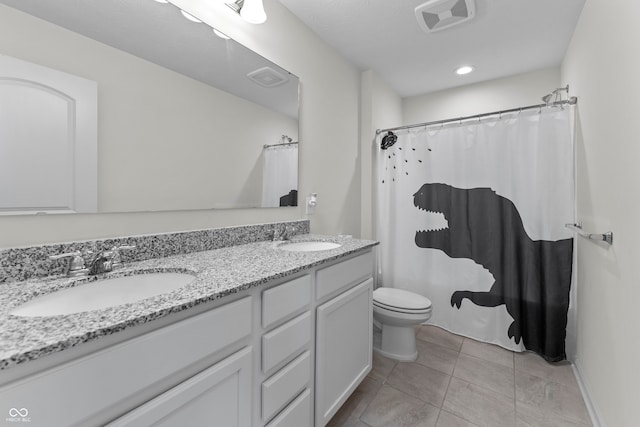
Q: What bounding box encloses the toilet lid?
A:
[373,287,432,311]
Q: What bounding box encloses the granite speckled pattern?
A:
[0,234,377,370]
[0,220,309,284]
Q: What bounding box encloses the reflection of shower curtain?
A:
[262,144,298,207]
[376,107,575,361]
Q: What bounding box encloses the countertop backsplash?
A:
[0,220,310,284]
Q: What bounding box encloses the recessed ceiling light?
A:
[153,0,169,3]
[455,65,475,75]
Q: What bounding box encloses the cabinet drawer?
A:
[262,351,311,422]
[107,346,253,427]
[262,312,311,374]
[262,275,311,329]
[0,296,252,427]
[316,251,373,300]
[265,389,311,427]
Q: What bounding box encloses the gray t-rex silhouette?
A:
[413,183,573,361]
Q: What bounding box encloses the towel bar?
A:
[565,223,613,245]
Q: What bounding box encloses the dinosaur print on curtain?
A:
[376,107,575,361]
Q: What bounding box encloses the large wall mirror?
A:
[0,0,299,215]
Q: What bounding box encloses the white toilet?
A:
[373,287,432,362]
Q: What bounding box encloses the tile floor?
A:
[327,325,593,427]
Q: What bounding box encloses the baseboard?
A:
[572,361,605,427]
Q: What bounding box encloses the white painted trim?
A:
[572,361,605,427]
[0,54,97,214]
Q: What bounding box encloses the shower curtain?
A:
[262,144,298,207]
[376,107,575,361]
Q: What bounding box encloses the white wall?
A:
[172,0,362,238]
[403,67,561,125]
[561,1,640,425]
[360,70,403,239]
[0,0,361,248]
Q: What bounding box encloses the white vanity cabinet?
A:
[314,253,374,427]
[260,275,313,426]
[258,250,374,427]
[0,296,253,427]
[0,248,375,427]
[107,346,253,427]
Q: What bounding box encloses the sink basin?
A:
[10,272,196,317]
[278,241,342,252]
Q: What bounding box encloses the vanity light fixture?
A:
[180,10,202,23]
[455,65,475,75]
[213,29,231,39]
[226,0,267,24]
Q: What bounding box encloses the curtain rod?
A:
[375,98,577,135]
[263,141,298,148]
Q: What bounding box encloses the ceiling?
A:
[278,0,586,98]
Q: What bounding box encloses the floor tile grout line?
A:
[459,340,516,369]
[514,352,583,394]
[355,329,589,427]
[355,373,382,426]
[443,339,498,427]
[450,349,516,402]
[440,338,462,407]
[456,348,517,373]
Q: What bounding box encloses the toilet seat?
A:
[374,301,432,315]
[372,287,433,362]
[373,287,432,313]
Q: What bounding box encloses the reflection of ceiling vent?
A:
[415,0,475,33]
[246,66,289,88]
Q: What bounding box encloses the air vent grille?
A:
[246,66,289,88]
[415,0,475,33]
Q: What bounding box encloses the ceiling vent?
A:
[246,66,289,88]
[415,0,475,33]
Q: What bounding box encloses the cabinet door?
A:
[107,346,252,427]
[315,278,373,427]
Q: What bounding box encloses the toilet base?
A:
[373,323,418,362]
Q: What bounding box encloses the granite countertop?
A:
[0,234,378,371]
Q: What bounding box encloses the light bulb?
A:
[180,10,202,23]
[213,29,230,40]
[240,0,267,24]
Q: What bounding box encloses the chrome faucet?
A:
[50,245,136,277]
[89,245,137,275]
[109,245,136,269]
[88,250,114,275]
[49,252,89,277]
[273,226,297,241]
